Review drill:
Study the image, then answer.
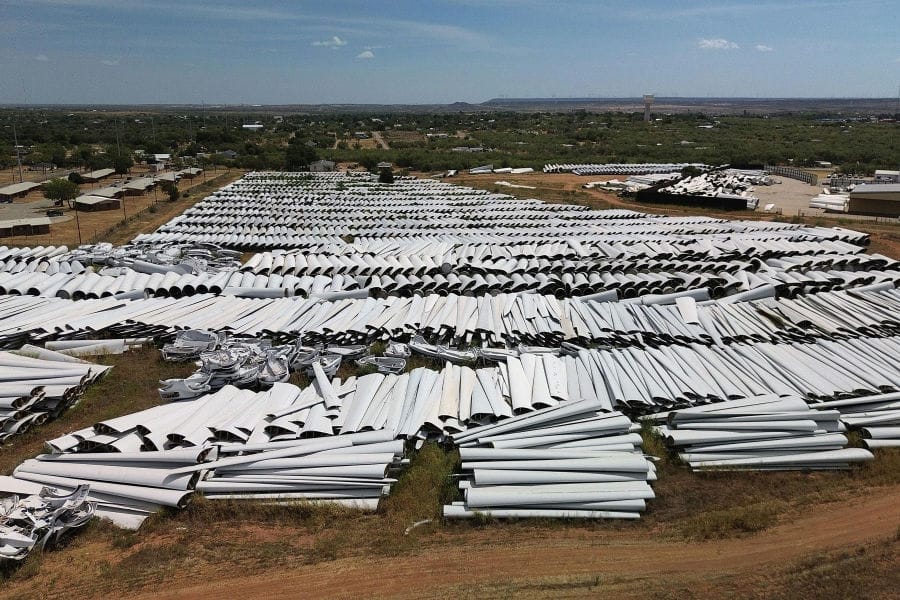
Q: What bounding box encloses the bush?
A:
[159,181,179,202]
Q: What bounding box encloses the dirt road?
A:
[372,130,390,150]
[131,486,900,600]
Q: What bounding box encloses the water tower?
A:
[643,94,654,122]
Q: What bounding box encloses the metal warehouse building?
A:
[0,181,42,203]
[849,183,900,217]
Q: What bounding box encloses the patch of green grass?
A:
[639,418,677,470]
[380,442,459,521]
[404,354,446,372]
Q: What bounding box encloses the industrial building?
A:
[178,167,204,179]
[309,160,336,172]
[848,183,900,217]
[82,168,116,182]
[123,177,157,195]
[0,217,51,237]
[87,186,126,199]
[874,169,900,183]
[74,195,122,211]
[0,181,43,203]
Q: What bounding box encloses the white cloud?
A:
[356,50,374,59]
[312,36,347,48]
[698,38,739,50]
[101,58,120,66]
[755,44,774,52]
[35,54,49,61]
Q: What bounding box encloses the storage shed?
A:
[0,182,42,203]
[74,195,122,211]
[848,184,900,217]
[0,217,51,237]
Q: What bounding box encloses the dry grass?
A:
[0,347,195,475]
[736,529,900,600]
[678,502,783,540]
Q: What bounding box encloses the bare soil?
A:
[46,486,896,600]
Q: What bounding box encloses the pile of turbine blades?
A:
[0,479,95,562]
[0,255,893,302]
[13,336,900,528]
[4,169,900,534]
[158,333,295,400]
[130,172,870,248]
[812,392,900,450]
[13,448,208,530]
[446,402,653,519]
[10,354,612,528]
[651,395,873,471]
[543,163,710,175]
[0,177,883,302]
[0,349,111,443]
[0,242,240,275]
[0,286,899,351]
[557,340,900,415]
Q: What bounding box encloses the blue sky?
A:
[1,0,898,104]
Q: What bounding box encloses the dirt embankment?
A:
[124,487,900,600]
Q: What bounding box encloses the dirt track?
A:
[131,485,900,600]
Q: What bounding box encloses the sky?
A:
[0,0,898,105]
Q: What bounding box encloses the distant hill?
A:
[480,96,899,114]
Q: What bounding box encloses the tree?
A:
[284,142,317,170]
[87,154,112,171]
[34,143,68,168]
[378,166,394,184]
[43,178,80,207]
[67,171,84,184]
[160,180,179,202]
[113,153,133,174]
[76,145,95,169]
[181,142,203,157]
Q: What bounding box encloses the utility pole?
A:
[74,202,82,245]
[12,121,24,183]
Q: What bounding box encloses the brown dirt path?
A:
[128,485,900,600]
